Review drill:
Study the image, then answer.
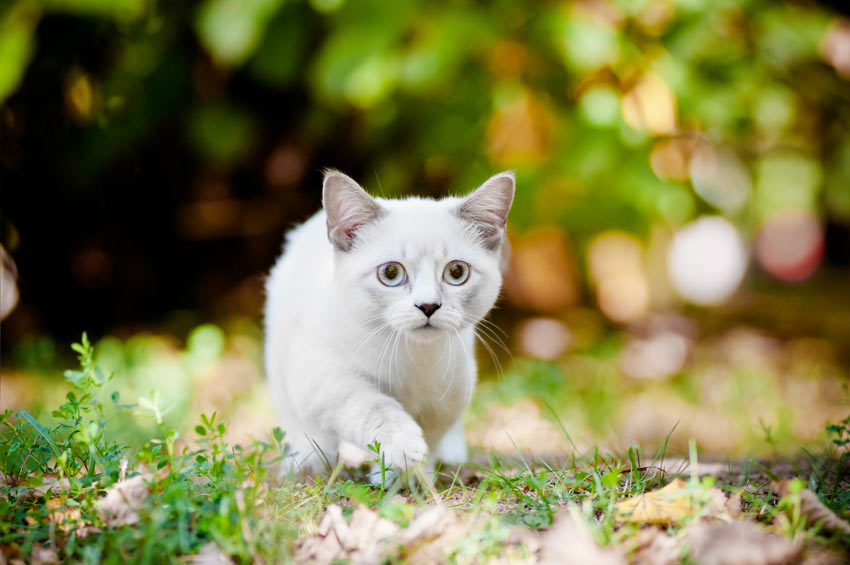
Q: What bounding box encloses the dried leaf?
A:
[29,477,72,499]
[725,489,743,518]
[402,508,471,565]
[30,544,59,565]
[97,474,150,527]
[181,543,235,565]
[631,527,679,565]
[297,504,401,564]
[614,478,728,525]
[398,506,447,545]
[685,522,801,565]
[544,509,626,565]
[300,503,530,565]
[772,480,850,535]
[46,497,85,534]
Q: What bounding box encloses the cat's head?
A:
[323,170,514,342]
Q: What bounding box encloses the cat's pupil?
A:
[385,264,398,279]
[449,263,463,279]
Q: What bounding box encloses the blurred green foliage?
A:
[2,0,847,241]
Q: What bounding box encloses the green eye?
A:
[443,260,470,285]
[377,262,406,287]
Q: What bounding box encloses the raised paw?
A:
[371,412,427,471]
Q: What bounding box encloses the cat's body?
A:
[264,171,514,474]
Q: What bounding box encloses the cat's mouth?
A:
[413,322,443,334]
[407,320,450,341]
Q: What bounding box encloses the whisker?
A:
[477,316,510,338]
[374,328,395,393]
[444,328,473,401]
[439,332,453,382]
[353,320,393,358]
[475,329,504,380]
[392,329,403,393]
[470,321,511,354]
[460,313,511,354]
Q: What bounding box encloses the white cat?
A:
[264,170,514,475]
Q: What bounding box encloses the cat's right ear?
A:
[458,171,515,250]
[323,170,382,252]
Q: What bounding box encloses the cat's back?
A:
[265,211,333,333]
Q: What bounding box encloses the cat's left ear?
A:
[323,170,382,252]
[458,171,515,250]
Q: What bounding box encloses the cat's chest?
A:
[357,333,475,431]
[395,357,471,412]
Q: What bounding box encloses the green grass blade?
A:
[19,409,60,458]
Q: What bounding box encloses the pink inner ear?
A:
[337,201,368,236]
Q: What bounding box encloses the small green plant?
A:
[0,334,288,563]
[774,478,808,539]
[367,439,390,496]
[3,332,849,562]
[818,414,850,516]
[825,415,850,452]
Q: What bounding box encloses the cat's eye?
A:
[377,262,407,287]
[443,260,470,285]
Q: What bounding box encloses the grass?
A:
[0,334,848,563]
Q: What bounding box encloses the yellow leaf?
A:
[614,478,727,525]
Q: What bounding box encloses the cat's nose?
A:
[416,303,441,318]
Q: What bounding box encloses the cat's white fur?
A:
[264,170,514,474]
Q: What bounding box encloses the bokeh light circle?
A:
[667,216,748,306]
[689,145,751,215]
[755,210,824,282]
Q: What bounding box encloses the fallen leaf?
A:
[346,506,401,563]
[725,490,743,518]
[297,504,401,564]
[297,503,531,565]
[614,478,728,525]
[30,544,59,565]
[772,480,850,535]
[97,474,150,527]
[402,507,470,565]
[181,542,234,564]
[630,527,679,565]
[46,497,85,534]
[685,521,801,565]
[543,508,626,565]
[505,526,543,561]
[27,477,73,499]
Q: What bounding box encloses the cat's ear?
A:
[323,170,382,252]
[458,171,515,250]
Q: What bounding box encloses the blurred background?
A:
[1,0,848,459]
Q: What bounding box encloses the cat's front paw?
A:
[372,413,427,470]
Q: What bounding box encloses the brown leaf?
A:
[97,474,150,527]
[543,509,626,565]
[772,480,850,535]
[402,507,471,565]
[46,497,85,534]
[685,522,801,565]
[299,503,537,565]
[631,527,679,565]
[297,504,401,565]
[30,544,59,565]
[181,543,235,565]
[725,489,743,519]
[30,478,73,499]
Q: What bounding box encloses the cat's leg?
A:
[293,373,428,471]
[433,417,468,464]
